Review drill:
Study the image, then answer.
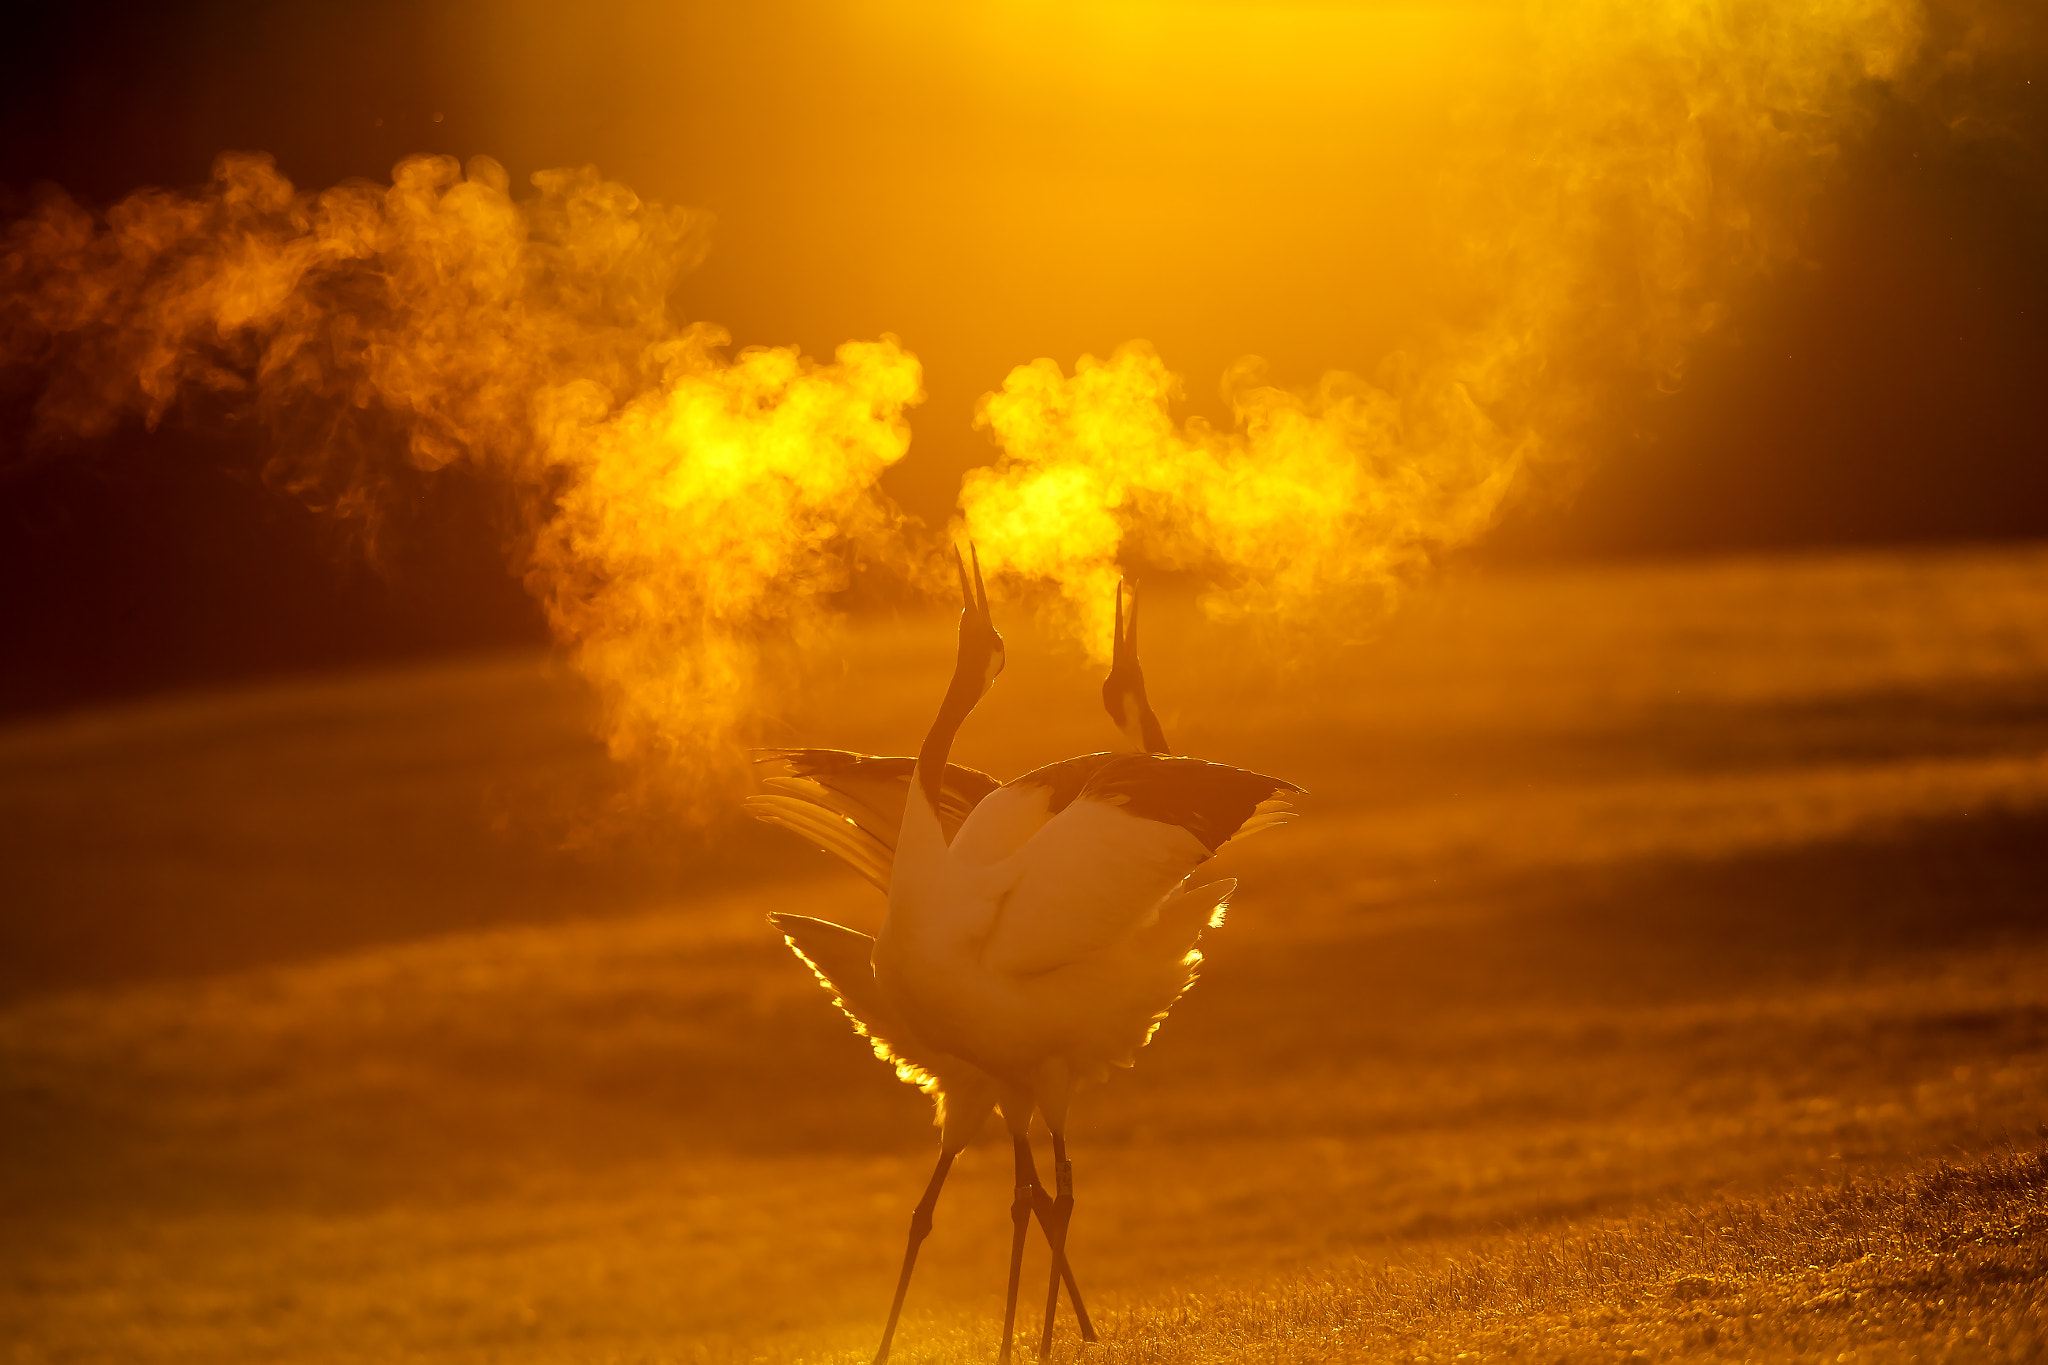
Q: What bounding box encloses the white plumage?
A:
[746,563,1298,1364]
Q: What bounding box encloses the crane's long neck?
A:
[1120,691,1169,755]
[916,662,986,812]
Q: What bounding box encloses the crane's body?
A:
[747,565,1298,1363]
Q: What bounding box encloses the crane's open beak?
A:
[1101,578,1167,753]
[955,543,1004,691]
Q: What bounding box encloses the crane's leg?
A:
[1034,1131,1096,1357]
[873,1148,957,1365]
[997,1133,1039,1365]
[1028,1192,1096,1345]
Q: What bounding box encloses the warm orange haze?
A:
[0,0,1957,764]
[2,0,2046,1362]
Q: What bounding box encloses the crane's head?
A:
[1101,578,1168,754]
[954,544,1005,697]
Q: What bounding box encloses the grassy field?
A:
[3,545,2046,1363]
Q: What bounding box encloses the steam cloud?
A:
[960,0,1927,654]
[1,153,923,797]
[0,0,2016,791]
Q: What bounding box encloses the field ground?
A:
[3,544,2046,1363]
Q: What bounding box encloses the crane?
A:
[746,553,1299,1363]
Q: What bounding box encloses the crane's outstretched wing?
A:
[770,912,1000,1146]
[980,754,1300,975]
[769,912,967,1099]
[744,749,1001,891]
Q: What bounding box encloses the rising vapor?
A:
[961,0,1927,654]
[0,153,923,799]
[0,0,2017,795]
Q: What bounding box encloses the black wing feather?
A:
[753,747,1000,840]
[1006,751,1301,852]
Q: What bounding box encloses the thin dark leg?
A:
[1026,1191,1097,1343]
[998,1134,1039,1365]
[1026,1160,1096,1342]
[873,1149,956,1365]
[1059,1253,1096,1343]
[1035,1133,1089,1358]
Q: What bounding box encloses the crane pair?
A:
[747,552,1299,1363]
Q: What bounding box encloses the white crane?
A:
[746,552,1299,1364]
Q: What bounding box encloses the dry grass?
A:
[1069,1151,2048,1365]
[2,544,2046,1364]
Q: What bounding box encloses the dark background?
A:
[2,0,2044,717]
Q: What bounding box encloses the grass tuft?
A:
[1023,1150,2048,1364]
